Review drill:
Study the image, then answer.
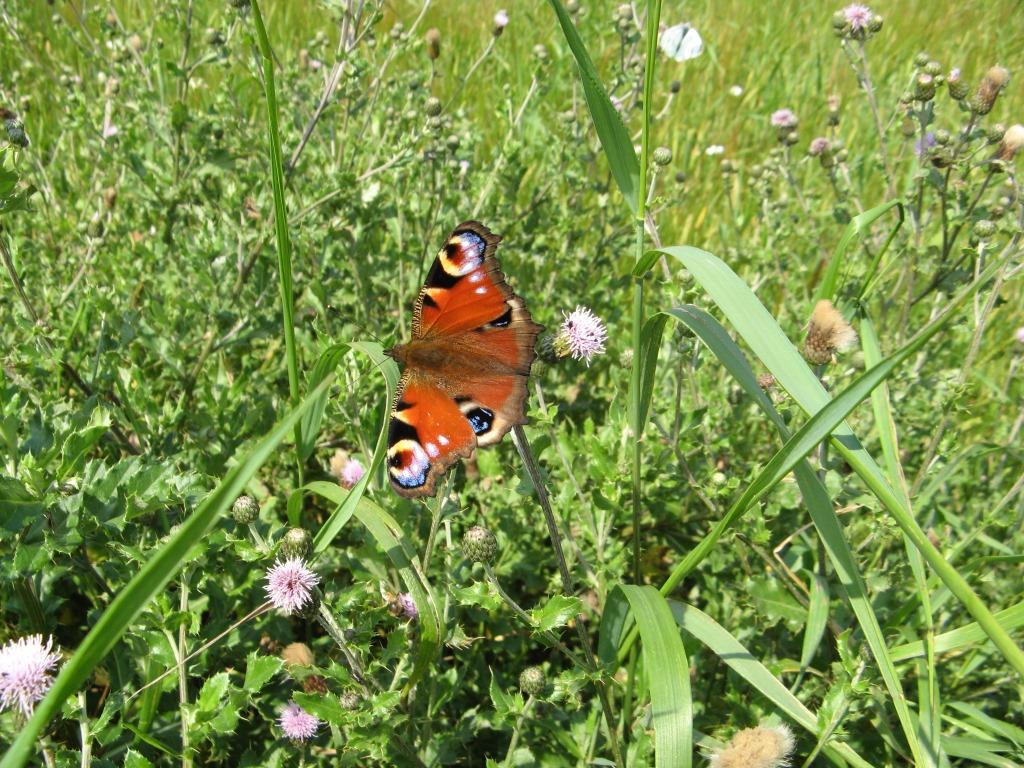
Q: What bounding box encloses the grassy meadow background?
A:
[1,0,1023,766]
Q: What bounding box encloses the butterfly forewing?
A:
[387,222,542,497]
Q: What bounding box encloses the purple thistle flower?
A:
[494,10,509,29]
[278,701,320,742]
[1015,326,1024,344]
[809,137,831,156]
[397,592,418,621]
[265,558,320,614]
[340,458,365,489]
[0,635,61,716]
[556,306,608,366]
[843,4,872,32]
[770,108,798,128]
[915,131,936,159]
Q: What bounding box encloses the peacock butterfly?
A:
[384,221,543,498]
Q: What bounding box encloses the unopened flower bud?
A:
[914,73,936,101]
[973,219,995,238]
[231,495,260,524]
[462,525,498,564]
[652,146,672,166]
[519,666,546,696]
[280,528,312,559]
[424,97,442,117]
[947,68,968,100]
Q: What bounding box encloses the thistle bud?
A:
[424,97,442,117]
[973,219,995,238]
[652,146,672,166]
[340,691,361,710]
[424,28,441,60]
[913,73,936,102]
[802,300,858,366]
[519,666,546,696]
[947,68,968,100]
[996,124,1024,162]
[971,66,1010,115]
[280,528,312,559]
[462,525,498,565]
[231,495,260,524]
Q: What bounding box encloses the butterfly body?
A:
[386,222,542,498]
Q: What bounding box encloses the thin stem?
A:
[317,601,379,693]
[77,692,91,768]
[177,568,192,768]
[510,426,624,768]
[250,1,304,489]
[503,696,536,767]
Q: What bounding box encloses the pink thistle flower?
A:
[265,558,320,614]
[278,701,320,742]
[0,635,61,716]
[843,4,872,32]
[340,458,365,489]
[397,592,418,621]
[494,10,509,29]
[556,306,608,366]
[809,137,831,156]
[1015,326,1024,344]
[770,108,798,128]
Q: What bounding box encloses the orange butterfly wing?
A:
[386,222,542,497]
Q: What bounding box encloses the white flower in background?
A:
[658,23,704,62]
[729,85,744,97]
[705,145,725,156]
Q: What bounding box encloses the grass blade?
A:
[669,601,872,768]
[0,376,334,768]
[657,304,923,762]
[815,199,903,302]
[545,0,639,213]
[657,244,1024,680]
[615,585,691,768]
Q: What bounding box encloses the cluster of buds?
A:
[831,4,882,41]
[1,107,29,148]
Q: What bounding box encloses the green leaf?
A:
[530,595,582,633]
[815,199,903,302]
[800,571,830,669]
[298,344,347,462]
[243,652,283,693]
[489,667,523,724]
[614,585,691,768]
[196,672,230,715]
[313,341,399,554]
[546,0,639,214]
[292,692,346,724]
[58,415,110,481]
[123,750,156,768]
[0,376,335,768]
[628,314,669,438]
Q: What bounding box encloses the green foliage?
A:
[2,1,1023,766]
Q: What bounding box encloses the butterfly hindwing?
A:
[387,221,543,497]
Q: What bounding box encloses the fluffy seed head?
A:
[996,124,1024,162]
[803,300,858,365]
[554,306,608,366]
[709,724,795,768]
[281,642,315,669]
[424,28,441,60]
[265,558,320,614]
[972,66,1010,115]
[278,701,320,742]
[0,635,61,716]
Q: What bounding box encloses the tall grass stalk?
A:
[250,0,304,488]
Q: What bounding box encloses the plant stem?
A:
[503,695,536,767]
[250,0,304,489]
[510,426,624,768]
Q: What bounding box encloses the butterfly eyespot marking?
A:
[465,406,495,436]
[491,306,513,328]
[439,231,486,277]
[388,439,431,490]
